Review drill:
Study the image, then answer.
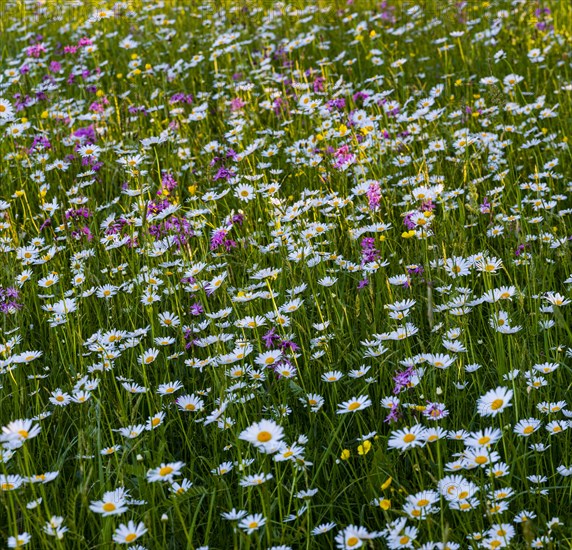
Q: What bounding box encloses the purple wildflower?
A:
[366,182,381,211]
[357,278,369,290]
[392,366,414,395]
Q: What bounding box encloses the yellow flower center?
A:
[159,466,173,476]
[475,456,488,465]
[185,404,196,411]
[125,533,137,543]
[257,431,272,442]
[102,502,116,512]
[417,499,429,507]
[18,430,29,438]
[403,434,416,443]
[399,536,410,545]
[347,402,361,411]
[478,436,491,445]
[490,399,504,410]
[347,537,359,547]
[523,426,534,434]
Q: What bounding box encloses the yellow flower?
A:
[381,477,393,490]
[379,499,391,510]
[340,449,351,461]
[357,440,371,455]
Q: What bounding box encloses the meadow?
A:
[1,0,572,547]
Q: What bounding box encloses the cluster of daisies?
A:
[1,0,572,547]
